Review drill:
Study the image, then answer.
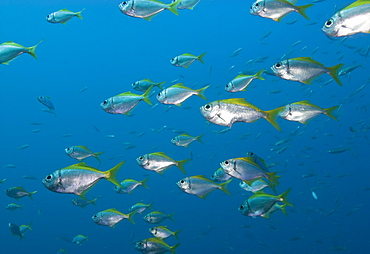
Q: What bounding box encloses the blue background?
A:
[1,0,369,253]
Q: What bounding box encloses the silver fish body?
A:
[135,237,179,254]
[37,96,55,111]
[5,187,36,200]
[0,41,40,65]
[170,53,206,68]
[65,146,102,162]
[239,179,268,193]
[114,178,148,194]
[143,211,173,224]
[225,70,265,92]
[171,133,203,147]
[136,152,188,174]
[157,84,208,106]
[220,158,269,182]
[46,9,84,24]
[92,208,135,227]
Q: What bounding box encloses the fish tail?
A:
[142,85,153,105]
[170,243,181,254]
[28,191,37,200]
[197,52,207,64]
[267,172,280,187]
[94,151,104,162]
[28,39,43,59]
[324,105,340,121]
[173,229,182,240]
[105,161,125,187]
[127,211,136,224]
[140,178,150,189]
[168,0,181,15]
[168,213,175,221]
[196,133,204,143]
[219,179,232,195]
[254,69,265,80]
[280,204,288,216]
[279,188,293,207]
[91,198,98,205]
[176,159,190,174]
[328,63,344,86]
[156,81,166,90]
[76,8,85,19]
[297,4,313,20]
[264,107,285,131]
[196,85,210,100]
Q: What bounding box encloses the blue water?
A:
[1,0,370,253]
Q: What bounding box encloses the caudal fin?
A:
[76,8,85,19]
[297,4,313,20]
[127,211,136,224]
[94,151,104,162]
[28,39,43,59]
[176,159,190,174]
[324,105,340,121]
[254,69,265,80]
[328,63,344,86]
[28,191,37,200]
[196,134,204,144]
[279,188,293,207]
[106,161,125,187]
[173,229,182,240]
[197,52,207,64]
[142,85,153,105]
[264,107,284,131]
[196,85,210,100]
[140,178,150,189]
[168,0,181,15]
[219,179,232,195]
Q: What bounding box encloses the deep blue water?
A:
[1,0,370,253]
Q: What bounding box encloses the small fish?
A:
[46,8,84,24]
[42,161,124,196]
[135,237,180,254]
[312,191,318,200]
[328,147,351,154]
[72,235,88,245]
[322,1,370,37]
[79,86,88,92]
[136,152,189,174]
[9,223,23,239]
[200,98,283,130]
[132,79,165,92]
[229,47,243,57]
[279,100,339,124]
[0,40,42,65]
[5,187,37,200]
[225,70,265,92]
[129,202,153,214]
[143,211,174,224]
[4,164,16,168]
[17,144,29,150]
[37,96,55,111]
[245,151,270,172]
[271,57,344,86]
[177,175,232,199]
[19,223,32,235]
[175,0,201,10]
[72,197,97,208]
[92,208,135,227]
[250,0,313,22]
[149,226,181,239]
[239,179,269,193]
[211,168,232,182]
[338,64,363,76]
[6,203,23,211]
[119,0,181,21]
[0,178,7,184]
[57,249,67,254]
[157,83,209,106]
[100,86,153,115]
[114,178,149,194]
[170,52,206,68]
[65,145,104,162]
[171,133,204,147]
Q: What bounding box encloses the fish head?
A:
[322,13,344,37]
[114,185,123,193]
[136,154,149,167]
[200,101,220,121]
[171,137,179,145]
[91,212,102,224]
[132,81,139,90]
[220,159,235,175]
[100,97,115,113]
[149,227,157,235]
[238,201,251,215]
[156,90,166,103]
[170,56,178,66]
[37,96,46,104]
[46,13,56,22]
[278,105,290,119]
[250,0,265,15]
[225,82,235,92]
[135,240,148,252]
[176,177,190,191]
[64,146,75,156]
[119,1,134,15]
[271,60,289,78]
[42,171,61,192]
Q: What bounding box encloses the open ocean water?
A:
[1,0,370,253]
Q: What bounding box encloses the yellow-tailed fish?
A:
[19,223,32,235]
[92,208,135,227]
[171,133,204,147]
[200,98,283,131]
[42,161,124,196]
[136,152,189,174]
[175,0,201,10]
[9,223,23,240]
[271,57,344,86]
[135,237,180,254]
[5,187,37,200]
[114,178,149,194]
[0,40,42,65]
[72,235,88,245]
[72,197,97,208]
[6,203,23,211]
[132,79,165,92]
[157,83,209,106]
[225,70,265,92]
[46,8,84,24]
[37,96,55,111]
[129,202,153,214]
[149,226,182,239]
[170,52,206,68]
[245,151,270,172]
[143,211,174,224]
[210,167,233,182]
[239,179,269,193]
[65,145,104,162]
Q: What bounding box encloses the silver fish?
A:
[0,41,42,65]
[170,53,206,68]
[37,96,55,111]
[149,226,181,239]
[114,178,149,194]
[92,208,135,227]
[135,237,180,254]
[65,145,103,162]
[225,70,265,92]
[136,152,189,174]
[175,0,201,10]
[157,83,209,106]
[211,168,232,182]
[171,133,204,147]
[143,211,174,224]
[5,187,37,200]
[132,78,165,92]
[46,8,84,24]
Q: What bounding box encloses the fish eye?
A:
[66,147,71,151]
[103,100,108,105]
[224,160,229,165]
[250,152,254,155]
[122,1,128,5]
[93,214,97,218]
[45,174,53,182]
[138,156,144,160]
[180,180,185,184]
[240,204,244,209]
[204,104,211,110]
[275,62,282,68]
[157,93,161,97]
[6,189,9,192]
[46,15,50,19]
[325,19,333,28]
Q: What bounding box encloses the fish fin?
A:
[302,77,315,85]
[28,191,37,200]
[91,198,98,205]
[168,213,175,221]
[279,188,293,207]
[80,184,97,197]
[275,12,290,22]
[173,229,182,240]
[170,243,181,254]
[255,69,265,80]
[197,52,207,64]
[168,0,181,15]
[94,151,104,162]
[140,178,150,189]
[328,63,344,86]
[176,159,189,174]
[219,179,232,195]
[142,85,153,105]
[267,172,281,187]
[297,4,314,20]
[196,85,210,100]
[27,39,43,59]
[157,81,166,89]
[196,133,204,143]
[261,213,270,219]
[264,107,285,131]
[76,8,85,19]
[280,204,288,216]
[105,161,125,187]
[324,105,340,121]
[144,13,160,21]
[127,211,136,224]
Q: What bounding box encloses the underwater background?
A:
[1,0,370,253]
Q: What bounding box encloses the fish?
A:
[279,100,340,124]
[271,57,344,86]
[322,1,370,37]
[225,70,265,92]
[328,147,351,154]
[175,0,201,10]
[118,0,181,21]
[65,145,104,162]
[149,226,181,239]
[199,98,283,131]
[239,179,269,193]
[114,178,149,194]
[249,0,313,22]
[72,235,88,245]
[229,47,243,57]
[9,223,23,239]
[42,161,124,196]
[19,223,32,235]
[136,152,189,174]
[312,191,318,200]
[211,168,233,182]
[170,52,206,68]
[37,96,55,111]
[57,249,67,254]
[4,164,15,168]
[176,175,232,199]
[0,178,7,183]
[245,151,269,172]
[5,187,37,200]
[129,202,153,214]
[92,208,135,227]
[0,40,42,65]
[72,197,97,208]
[132,78,165,92]
[171,133,204,147]
[100,86,153,115]
[46,8,84,24]
[338,64,363,76]
[6,203,23,211]
[157,83,209,106]
[143,211,174,224]
[238,189,292,218]
[135,237,180,254]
